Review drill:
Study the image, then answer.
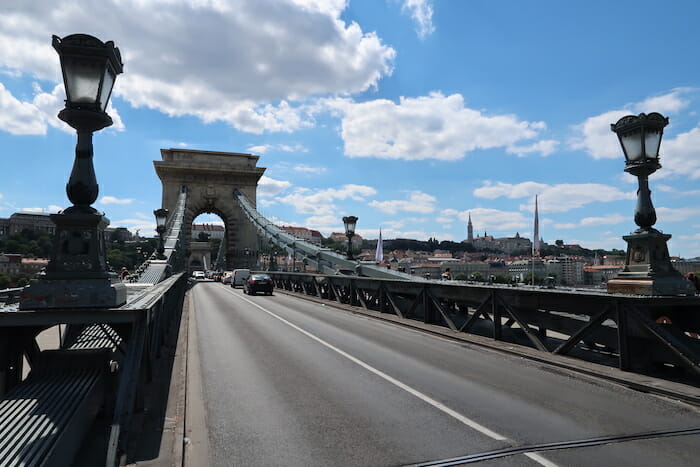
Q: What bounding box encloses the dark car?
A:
[243,274,274,295]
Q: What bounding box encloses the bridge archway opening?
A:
[154,149,265,271]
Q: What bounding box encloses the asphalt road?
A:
[190,281,700,467]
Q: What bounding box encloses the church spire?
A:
[467,212,473,242]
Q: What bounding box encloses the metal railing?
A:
[0,273,188,467]
[269,272,700,386]
[234,189,422,280]
[136,189,188,284]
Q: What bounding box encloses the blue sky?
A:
[2,1,700,257]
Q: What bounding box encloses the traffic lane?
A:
[235,286,700,465]
[193,283,538,467]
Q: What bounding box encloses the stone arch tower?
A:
[154,148,265,270]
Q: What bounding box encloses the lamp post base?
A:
[19,209,127,309]
[19,277,126,309]
[607,229,695,296]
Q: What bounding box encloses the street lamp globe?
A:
[53,34,123,113]
[611,112,667,167]
[343,216,358,236]
[342,216,358,260]
[154,208,169,259]
[154,208,168,232]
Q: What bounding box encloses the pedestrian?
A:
[120,267,129,281]
[685,272,700,294]
[442,268,452,280]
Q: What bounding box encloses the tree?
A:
[555,239,564,247]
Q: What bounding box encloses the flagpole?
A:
[532,194,539,286]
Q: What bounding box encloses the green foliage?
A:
[105,239,157,271]
[0,229,53,258]
[0,273,10,289]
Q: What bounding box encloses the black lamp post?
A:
[54,34,123,213]
[607,112,694,296]
[154,208,168,259]
[343,216,358,260]
[20,34,126,309]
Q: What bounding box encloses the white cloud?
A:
[474,181,635,213]
[304,215,340,228]
[18,205,60,213]
[655,206,700,222]
[656,184,700,196]
[0,81,124,135]
[328,92,552,160]
[400,0,435,39]
[0,82,46,135]
[248,143,309,154]
[554,213,626,229]
[633,89,692,115]
[277,183,377,216]
[293,164,327,174]
[660,126,700,180]
[369,190,436,214]
[0,1,395,133]
[506,139,559,157]
[99,196,135,205]
[113,218,157,235]
[570,89,692,160]
[258,176,292,197]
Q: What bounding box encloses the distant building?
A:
[584,265,623,285]
[0,212,56,236]
[105,227,133,243]
[670,260,700,276]
[603,255,625,266]
[192,223,225,239]
[21,257,49,276]
[546,257,585,285]
[471,231,532,254]
[465,214,532,254]
[330,232,362,248]
[281,226,324,245]
[0,253,22,275]
[448,261,508,278]
[509,258,547,281]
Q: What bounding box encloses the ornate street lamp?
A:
[21,34,126,309]
[343,216,358,260]
[154,208,168,259]
[607,112,694,296]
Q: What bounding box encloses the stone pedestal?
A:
[607,229,695,296]
[20,210,126,309]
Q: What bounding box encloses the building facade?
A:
[281,226,324,245]
[192,223,225,240]
[0,212,56,236]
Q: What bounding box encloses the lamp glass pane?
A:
[620,132,643,161]
[644,130,662,159]
[98,68,115,111]
[64,56,102,105]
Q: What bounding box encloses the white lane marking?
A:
[222,287,557,466]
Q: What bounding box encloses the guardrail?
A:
[268,272,700,382]
[0,288,23,306]
[0,273,187,467]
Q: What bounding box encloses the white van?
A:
[232,269,251,287]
